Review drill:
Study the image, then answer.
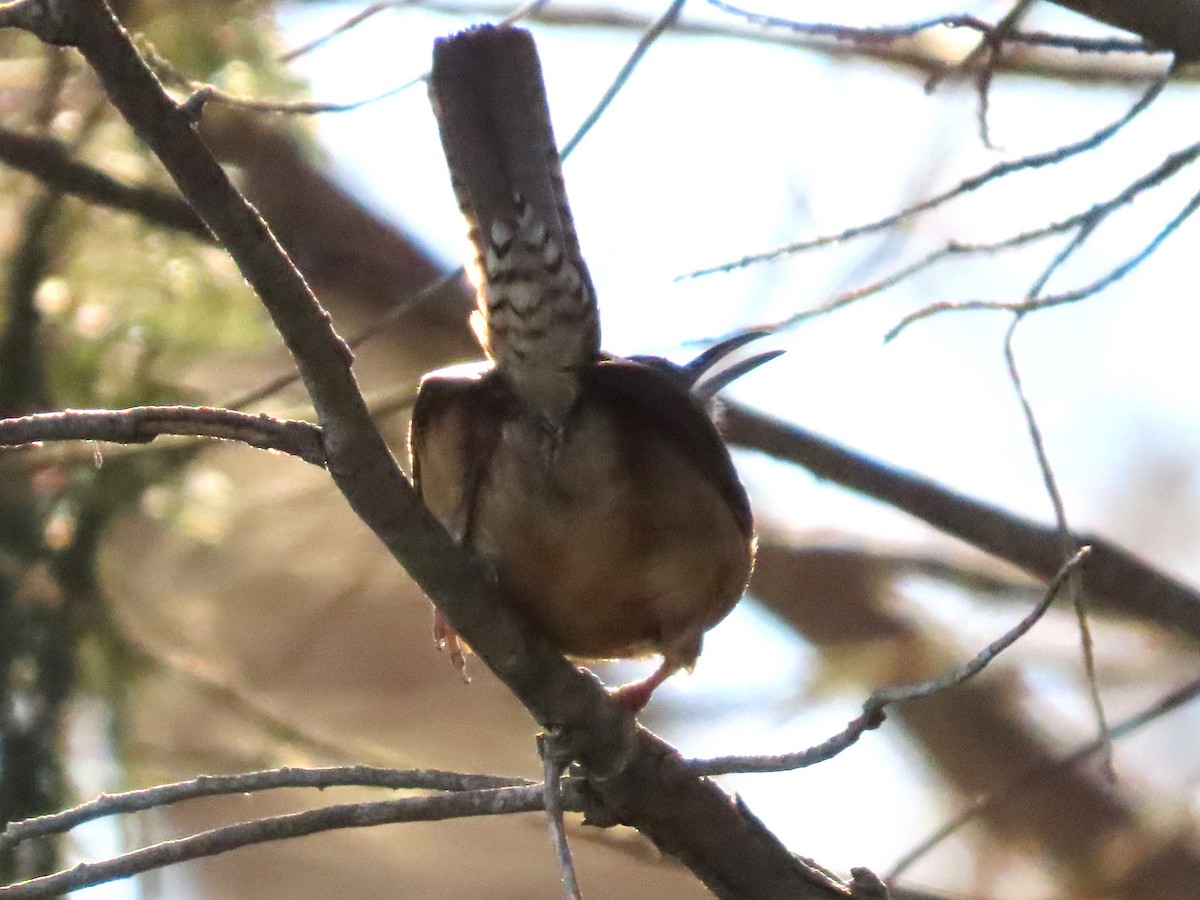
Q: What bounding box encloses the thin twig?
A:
[197,0,554,115]
[539,733,583,900]
[0,786,557,898]
[1003,320,1112,776]
[281,1,416,62]
[0,406,326,465]
[135,36,429,119]
[224,269,464,409]
[116,628,404,766]
[559,0,685,157]
[0,766,532,851]
[924,0,1036,93]
[179,76,428,119]
[408,0,1183,84]
[1026,183,1200,306]
[705,125,1200,358]
[688,547,1090,776]
[680,67,1171,280]
[705,1,1154,55]
[964,0,1040,147]
[281,0,551,65]
[886,136,1200,340]
[885,673,1200,880]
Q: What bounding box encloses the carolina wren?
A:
[411,25,771,711]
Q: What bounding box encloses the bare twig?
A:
[680,67,1171,280]
[0,786,556,898]
[0,766,532,852]
[1003,320,1112,776]
[409,0,1183,84]
[539,733,583,900]
[0,406,326,465]
[182,77,429,118]
[711,213,1109,343]
[185,0,557,117]
[136,37,429,119]
[281,1,417,62]
[705,1,1154,55]
[688,547,1090,776]
[224,269,465,409]
[886,673,1200,880]
[966,0,1039,147]
[1026,183,1200,306]
[282,0,552,62]
[559,0,685,157]
[925,0,1035,93]
[115,628,405,765]
[885,133,1200,338]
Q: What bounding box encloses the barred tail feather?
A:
[430,25,601,417]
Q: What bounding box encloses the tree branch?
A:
[0,406,326,465]
[723,404,1200,642]
[681,68,1170,279]
[1048,0,1200,59]
[706,1,1153,54]
[0,765,532,852]
[0,786,557,898]
[413,0,1178,83]
[689,547,1089,775]
[887,673,1200,879]
[0,126,210,238]
[0,2,848,895]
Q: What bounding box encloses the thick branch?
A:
[0,406,326,464]
[724,404,1200,641]
[4,2,845,895]
[1049,0,1200,59]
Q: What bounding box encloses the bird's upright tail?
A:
[429,25,600,418]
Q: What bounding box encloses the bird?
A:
[410,24,775,711]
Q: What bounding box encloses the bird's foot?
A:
[433,610,470,683]
[607,659,678,713]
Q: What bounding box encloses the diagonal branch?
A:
[886,672,1200,879]
[723,404,1200,641]
[689,547,1089,775]
[680,65,1171,279]
[0,2,847,896]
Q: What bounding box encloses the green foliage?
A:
[40,203,272,409]
[0,0,315,411]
